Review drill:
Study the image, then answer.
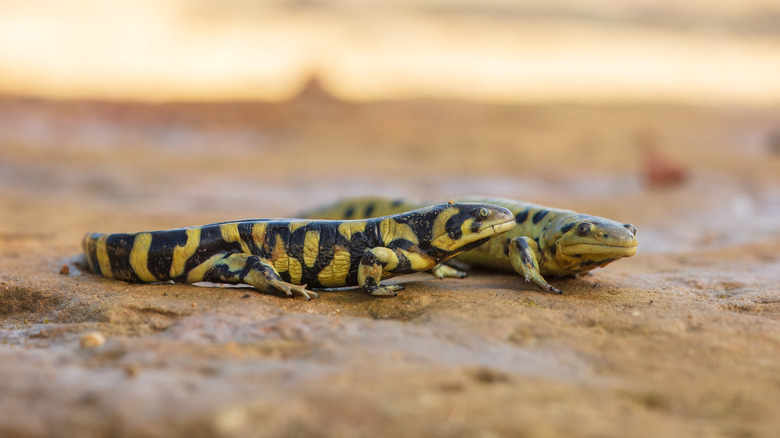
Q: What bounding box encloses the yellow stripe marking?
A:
[223,253,249,273]
[96,234,113,278]
[186,254,223,283]
[303,230,320,268]
[317,245,351,287]
[271,234,289,273]
[379,218,419,246]
[338,221,366,240]
[130,233,158,282]
[220,223,251,254]
[288,221,310,233]
[251,223,268,252]
[288,258,303,284]
[170,228,201,278]
[400,249,435,271]
[371,247,399,271]
[431,207,460,242]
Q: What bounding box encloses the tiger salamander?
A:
[301,197,638,294]
[83,203,515,299]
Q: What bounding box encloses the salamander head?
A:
[429,203,515,254]
[552,216,638,270]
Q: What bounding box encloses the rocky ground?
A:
[1,93,780,437]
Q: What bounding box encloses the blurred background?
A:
[0,0,780,104]
[1,0,779,254]
[3,0,780,103]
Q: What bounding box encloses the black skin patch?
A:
[278,269,292,283]
[443,208,474,241]
[105,233,141,282]
[361,251,380,268]
[394,254,412,273]
[550,244,557,256]
[147,229,189,280]
[363,222,382,247]
[560,223,575,234]
[515,209,529,224]
[306,224,337,280]
[285,227,306,262]
[514,239,535,267]
[237,222,259,254]
[394,208,440,244]
[364,203,375,217]
[363,276,378,291]
[532,210,549,224]
[344,206,355,219]
[391,199,404,207]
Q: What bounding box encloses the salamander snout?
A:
[623,224,637,236]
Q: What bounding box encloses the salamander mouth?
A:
[484,220,516,235]
[560,243,638,257]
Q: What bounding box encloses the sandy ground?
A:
[2,92,780,437]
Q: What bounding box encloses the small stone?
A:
[124,363,140,378]
[59,265,70,275]
[466,367,511,384]
[79,331,106,349]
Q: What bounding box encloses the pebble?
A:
[79,332,106,349]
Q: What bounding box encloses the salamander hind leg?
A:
[430,263,468,279]
[508,237,562,294]
[358,247,404,297]
[193,253,318,300]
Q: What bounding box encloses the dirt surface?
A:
[2,92,780,437]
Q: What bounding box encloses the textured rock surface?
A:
[2,97,780,437]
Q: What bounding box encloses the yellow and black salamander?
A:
[300,197,638,294]
[83,203,515,300]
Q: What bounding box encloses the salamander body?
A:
[300,197,638,294]
[83,203,515,299]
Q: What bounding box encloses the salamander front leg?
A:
[191,253,318,300]
[508,237,562,294]
[358,247,404,296]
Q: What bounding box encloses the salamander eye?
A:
[576,223,591,236]
[478,207,490,218]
